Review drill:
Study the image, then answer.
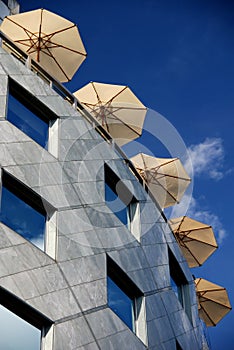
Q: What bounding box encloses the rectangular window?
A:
[104,164,140,237]
[7,79,58,155]
[169,249,191,319]
[0,286,52,350]
[0,304,41,349]
[107,256,147,344]
[107,276,135,331]
[0,171,54,252]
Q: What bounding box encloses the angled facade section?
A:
[0,42,207,349]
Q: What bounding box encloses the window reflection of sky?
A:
[7,93,48,148]
[170,276,179,297]
[170,276,183,306]
[0,186,45,250]
[0,305,41,350]
[107,276,134,331]
[105,183,128,225]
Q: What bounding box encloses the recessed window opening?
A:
[7,79,58,155]
[176,340,183,350]
[0,171,55,252]
[104,164,140,235]
[169,249,191,320]
[107,256,147,344]
[0,286,52,350]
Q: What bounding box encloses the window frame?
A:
[0,286,53,350]
[0,169,57,259]
[6,78,59,157]
[104,164,140,238]
[169,249,192,320]
[107,255,147,345]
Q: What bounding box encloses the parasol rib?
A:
[41,46,70,81]
[92,82,102,103]
[175,215,186,234]
[84,103,142,137]
[177,231,217,248]
[107,85,128,103]
[199,305,217,327]
[176,237,202,266]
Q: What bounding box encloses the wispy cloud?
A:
[168,137,228,244]
[185,137,225,180]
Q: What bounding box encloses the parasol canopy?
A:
[195,278,232,327]
[130,153,191,208]
[169,216,218,267]
[0,8,87,82]
[74,82,147,146]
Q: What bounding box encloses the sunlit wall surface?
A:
[0,34,207,349]
[0,0,19,23]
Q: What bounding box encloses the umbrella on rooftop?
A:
[195,278,232,327]
[130,153,191,208]
[0,8,87,82]
[74,82,147,146]
[169,216,218,267]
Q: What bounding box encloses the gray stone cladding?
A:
[0,0,19,23]
[0,46,205,349]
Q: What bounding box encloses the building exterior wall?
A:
[0,0,19,23]
[0,45,207,349]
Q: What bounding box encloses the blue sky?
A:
[18,0,234,348]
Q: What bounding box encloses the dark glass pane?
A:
[171,276,179,297]
[0,305,41,350]
[7,93,49,148]
[0,186,46,249]
[171,276,183,306]
[105,183,128,225]
[107,276,134,330]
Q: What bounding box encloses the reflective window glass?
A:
[105,182,128,225]
[0,180,46,250]
[170,275,183,306]
[169,249,191,320]
[7,92,49,148]
[104,164,139,232]
[0,305,41,350]
[107,276,134,331]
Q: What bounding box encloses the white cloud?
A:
[184,137,225,180]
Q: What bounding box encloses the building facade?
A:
[0,5,208,349]
[0,0,19,23]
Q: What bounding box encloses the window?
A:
[169,249,191,319]
[0,286,52,350]
[0,171,55,252]
[104,164,140,236]
[7,79,58,155]
[108,276,135,330]
[176,340,183,350]
[107,256,147,344]
[0,305,41,349]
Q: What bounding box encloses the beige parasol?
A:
[169,216,218,267]
[130,153,191,208]
[74,82,147,146]
[195,278,232,326]
[0,8,87,82]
